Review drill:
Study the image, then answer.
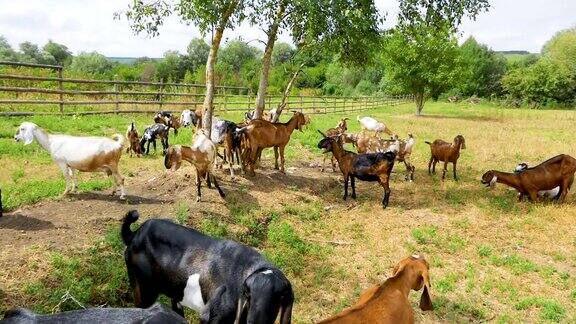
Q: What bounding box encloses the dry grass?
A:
[1,101,576,322]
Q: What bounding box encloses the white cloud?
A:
[0,0,574,57]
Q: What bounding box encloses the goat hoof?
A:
[196,196,201,202]
[351,194,357,199]
[119,195,126,200]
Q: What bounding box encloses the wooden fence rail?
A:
[0,61,413,116]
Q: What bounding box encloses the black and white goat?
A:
[139,123,169,155]
[317,131,396,208]
[1,303,186,324]
[122,210,294,324]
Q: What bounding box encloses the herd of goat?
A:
[5,108,576,323]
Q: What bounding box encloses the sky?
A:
[0,0,574,58]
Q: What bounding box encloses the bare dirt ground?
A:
[0,154,341,307]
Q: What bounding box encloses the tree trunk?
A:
[253,0,287,120]
[201,0,239,136]
[271,62,305,122]
[415,91,424,116]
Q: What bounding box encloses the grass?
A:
[2,101,576,322]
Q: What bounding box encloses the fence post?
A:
[114,82,119,114]
[57,67,63,114]
[223,88,227,113]
[158,83,164,112]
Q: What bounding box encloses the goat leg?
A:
[350,176,357,199]
[206,173,213,188]
[380,175,391,208]
[453,161,458,181]
[171,299,185,317]
[441,162,448,180]
[58,163,71,197]
[331,155,337,173]
[279,146,286,173]
[152,139,157,154]
[343,175,349,200]
[196,177,202,202]
[211,174,226,198]
[274,147,279,170]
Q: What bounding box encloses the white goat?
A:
[180,110,239,177]
[357,116,393,136]
[514,162,560,199]
[180,109,197,128]
[14,122,126,199]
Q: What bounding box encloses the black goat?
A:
[139,123,169,155]
[1,303,186,324]
[122,210,294,324]
[317,130,396,208]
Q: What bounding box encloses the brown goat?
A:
[426,135,466,181]
[481,154,576,203]
[321,118,349,172]
[239,111,307,176]
[317,255,433,324]
[164,142,225,202]
[125,122,142,157]
[154,111,181,135]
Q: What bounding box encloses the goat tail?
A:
[424,141,431,145]
[122,210,140,245]
[112,133,125,146]
[356,115,361,122]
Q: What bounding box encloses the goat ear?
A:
[317,130,327,138]
[419,270,433,311]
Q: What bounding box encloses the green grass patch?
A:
[22,227,130,313]
[436,272,459,294]
[515,297,566,322]
[490,253,537,275]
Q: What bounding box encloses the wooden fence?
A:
[0,61,413,116]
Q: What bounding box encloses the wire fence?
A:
[0,61,413,116]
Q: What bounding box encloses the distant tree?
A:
[140,62,157,82]
[503,57,575,105]
[186,38,210,73]
[18,41,55,64]
[69,52,114,77]
[218,39,261,74]
[251,0,382,120]
[120,0,245,135]
[542,27,576,71]
[383,24,461,111]
[155,50,187,82]
[0,36,18,61]
[458,36,506,97]
[43,40,72,65]
[502,27,576,106]
[384,0,491,115]
[271,42,295,65]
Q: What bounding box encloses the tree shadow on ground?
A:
[69,192,170,205]
[0,213,56,231]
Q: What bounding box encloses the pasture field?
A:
[1,101,576,323]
